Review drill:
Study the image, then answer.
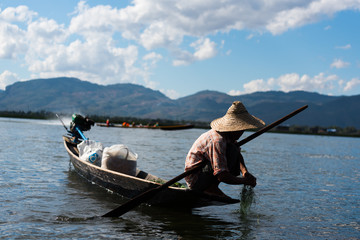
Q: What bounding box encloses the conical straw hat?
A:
[210,101,265,132]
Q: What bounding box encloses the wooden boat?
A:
[96,123,194,130]
[63,136,239,209]
[159,124,194,130]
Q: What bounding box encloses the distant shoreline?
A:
[0,110,359,138]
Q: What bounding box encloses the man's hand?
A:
[244,172,257,187]
[217,171,257,187]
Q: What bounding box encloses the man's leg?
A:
[192,162,232,198]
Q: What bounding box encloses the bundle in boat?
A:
[77,140,104,166]
[101,144,138,176]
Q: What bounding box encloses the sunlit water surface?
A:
[0,117,359,239]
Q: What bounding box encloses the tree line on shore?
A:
[1,110,359,137]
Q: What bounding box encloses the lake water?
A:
[0,117,359,239]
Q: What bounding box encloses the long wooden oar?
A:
[102,104,308,217]
[236,104,308,147]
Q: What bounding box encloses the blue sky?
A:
[0,0,359,99]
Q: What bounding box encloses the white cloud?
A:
[141,52,163,88]
[0,5,37,23]
[331,59,350,68]
[0,71,21,90]
[231,72,341,95]
[277,73,338,92]
[69,2,121,37]
[143,52,163,64]
[0,6,34,59]
[191,38,217,60]
[344,78,360,91]
[228,78,272,96]
[0,23,27,59]
[246,34,255,40]
[44,0,360,43]
[244,79,272,93]
[336,44,351,49]
[52,0,360,69]
[140,22,184,50]
[228,90,243,96]
[173,59,190,66]
[28,38,144,86]
[172,49,195,66]
[266,0,360,35]
[160,89,181,99]
[27,18,68,43]
[171,38,217,66]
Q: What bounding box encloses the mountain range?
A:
[0,77,359,128]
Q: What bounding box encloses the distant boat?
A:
[62,135,239,209]
[96,123,194,130]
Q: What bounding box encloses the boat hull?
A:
[63,136,239,209]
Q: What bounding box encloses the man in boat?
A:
[185,101,264,198]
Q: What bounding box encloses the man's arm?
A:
[239,151,248,176]
[238,152,257,185]
[217,171,256,187]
